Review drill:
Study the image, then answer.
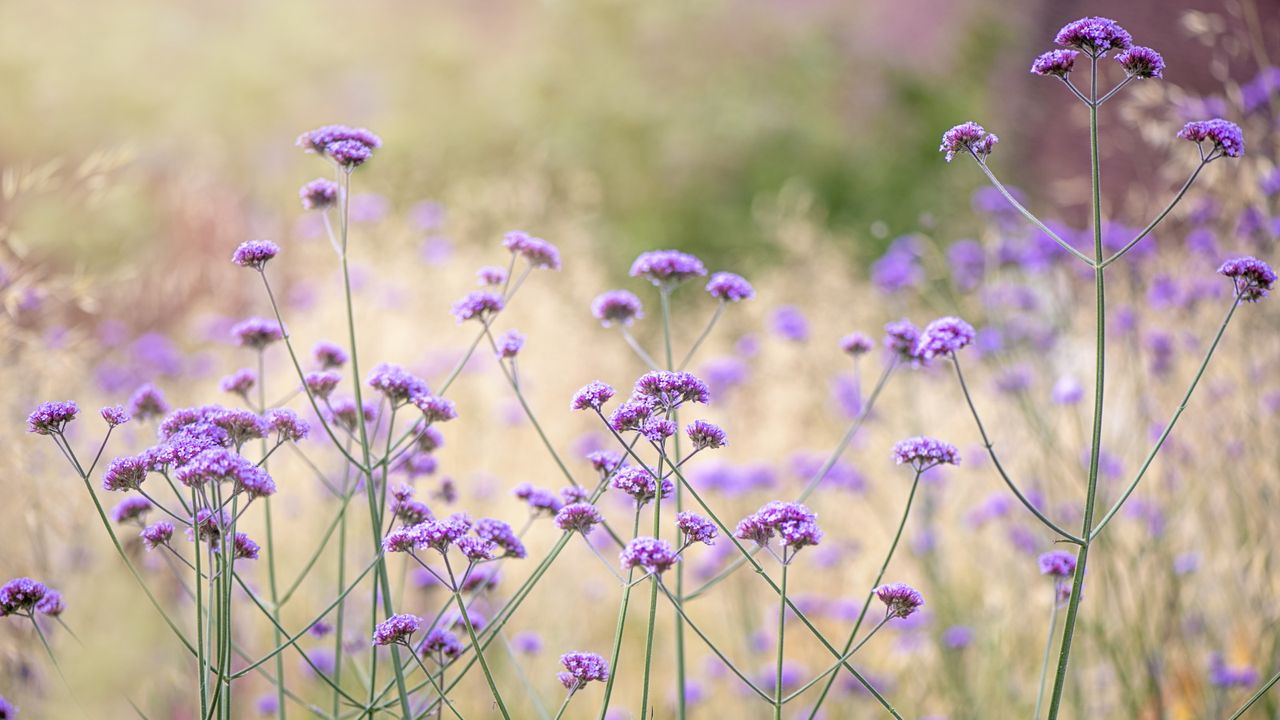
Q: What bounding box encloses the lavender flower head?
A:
[231,240,279,270]
[503,231,562,270]
[299,178,340,210]
[940,122,998,163]
[620,537,680,574]
[477,266,508,286]
[451,291,505,323]
[558,651,610,690]
[629,250,708,288]
[367,363,430,405]
[0,577,49,616]
[1030,50,1079,78]
[840,332,874,356]
[571,381,615,411]
[141,521,174,550]
[1115,46,1164,79]
[110,496,152,524]
[676,512,718,546]
[297,125,382,157]
[496,329,524,359]
[313,341,349,369]
[1053,17,1132,56]
[220,368,257,397]
[100,405,130,427]
[1038,550,1077,578]
[611,466,673,506]
[555,502,604,533]
[372,614,421,646]
[686,419,727,450]
[305,370,342,399]
[734,501,823,552]
[914,316,976,360]
[128,384,169,421]
[455,536,497,562]
[320,139,370,168]
[474,518,527,558]
[875,582,925,619]
[420,628,464,660]
[103,454,149,492]
[232,318,284,349]
[265,408,310,442]
[706,272,755,302]
[1218,256,1275,302]
[633,370,710,409]
[609,397,657,431]
[418,514,473,553]
[26,400,78,435]
[892,437,961,471]
[1178,119,1245,159]
[592,290,644,327]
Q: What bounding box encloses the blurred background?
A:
[2,0,1279,718]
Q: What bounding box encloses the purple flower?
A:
[771,306,810,342]
[640,418,678,443]
[219,368,257,397]
[634,371,710,408]
[555,503,604,533]
[474,518,527,558]
[940,122,998,163]
[367,363,430,405]
[0,577,49,616]
[1178,119,1245,159]
[0,694,16,719]
[225,532,260,560]
[304,370,342,399]
[35,590,64,617]
[1053,17,1132,55]
[1038,550,1077,578]
[103,455,149,492]
[299,179,339,210]
[110,496,152,524]
[1218,256,1276,301]
[620,537,680,574]
[1051,376,1085,405]
[455,536,497,562]
[372,614,421,646]
[686,420,727,450]
[265,408,309,442]
[141,521,174,550]
[231,240,279,270]
[892,437,961,471]
[571,381,615,411]
[477,266,508,286]
[1115,46,1164,79]
[496,330,524,359]
[512,631,542,655]
[503,231,561,270]
[839,333,874,356]
[591,290,644,327]
[26,401,78,435]
[915,317,976,359]
[735,501,823,552]
[1030,49,1079,78]
[232,318,284,349]
[128,384,169,421]
[313,341,349,369]
[705,272,755,302]
[609,397,658,431]
[418,514,473,553]
[297,125,382,156]
[419,628,464,660]
[942,625,974,650]
[587,451,623,475]
[383,526,420,553]
[412,395,458,423]
[324,139,373,168]
[559,651,610,690]
[611,466,673,506]
[629,250,708,288]
[190,508,232,542]
[1210,654,1260,688]
[874,582,924,619]
[676,512,718,546]
[451,291,505,322]
[884,320,921,363]
[100,405,130,427]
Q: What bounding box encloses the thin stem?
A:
[1096,75,1134,105]
[974,159,1095,266]
[653,580,773,703]
[598,508,642,719]
[453,590,511,719]
[783,616,891,703]
[1228,668,1280,719]
[1099,160,1208,269]
[1058,76,1091,106]
[553,691,574,720]
[620,327,660,370]
[1034,597,1062,719]
[775,561,788,720]
[678,301,725,370]
[1046,54,1105,720]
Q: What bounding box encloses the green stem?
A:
[453,590,511,719]
[1034,597,1061,719]
[1228,668,1280,719]
[259,349,288,720]
[599,508,642,719]
[775,561,788,720]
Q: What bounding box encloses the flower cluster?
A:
[705,272,755,302]
[1053,16,1132,55]
[892,437,961,471]
[1218,256,1276,302]
[675,512,718,546]
[940,122,998,163]
[620,537,680,574]
[611,466,673,506]
[555,503,604,533]
[875,582,925,619]
[372,614,421,646]
[0,577,62,617]
[297,125,382,168]
[629,250,708,288]
[914,316,975,360]
[503,231,561,270]
[591,290,644,327]
[734,501,823,553]
[231,240,279,270]
[1177,119,1245,159]
[26,401,78,435]
[1038,550,1077,578]
[558,651,610,691]
[1030,49,1078,78]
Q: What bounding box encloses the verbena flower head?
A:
[555,502,604,533]
[497,329,524,359]
[875,582,925,619]
[609,396,658,431]
[839,332,874,356]
[419,628,464,660]
[477,266,508,286]
[297,125,382,156]
[686,419,727,450]
[304,370,342,399]
[629,250,708,288]
[915,316,976,359]
[591,290,644,327]
[265,408,309,442]
[1178,119,1245,159]
[0,577,48,616]
[419,514,473,553]
[100,405,130,427]
[219,368,257,398]
[940,122,998,163]
[474,518,527,558]
[299,178,340,210]
[322,139,372,168]
[0,694,16,718]
[367,363,430,405]
[141,521,174,550]
[892,436,961,471]
[1053,17,1132,56]
[559,651,610,690]
[705,272,755,302]
[587,450,623,475]
[35,590,64,616]
[412,394,458,423]
[372,614,421,646]
[451,291,505,323]
[312,341,349,369]
[884,320,921,363]
[1115,46,1164,79]
[571,381,615,411]
[26,400,78,435]
[735,501,823,552]
[382,526,420,553]
[503,231,561,270]
[128,384,169,421]
[210,408,270,447]
[676,512,718,546]
[455,536,497,562]
[103,454,149,492]
[634,370,710,408]
[620,537,680,574]
[232,317,284,349]
[228,532,260,560]
[1219,256,1276,301]
[1030,49,1079,78]
[231,240,279,270]
[110,496,151,524]
[640,417,678,443]
[1038,550,1077,578]
[611,466,673,506]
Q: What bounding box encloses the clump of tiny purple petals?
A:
[220,369,257,397]
[1038,550,1078,578]
[634,370,710,408]
[705,272,755,302]
[686,420,727,450]
[734,501,823,553]
[620,537,680,574]
[313,341,349,369]
[111,496,151,524]
[571,381,615,411]
[555,503,604,533]
[629,250,708,288]
[100,405,130,427]
[0,578,51,617]
[232,318,284,349]
[231,240,280,270]
[372,614,421,646]
[299,179,340,210]
[940,122,998,163]
[892,437,961,471]
[875,582,925,619]
[914,316,976,359]
[592,290,644,327]
[141,521,174,550]
[611,466,673,506]
[503,231,562,270]
[265,408,309,442]
[1115,46,1164,79]
[1053,17,1132,56]
[558,651,610,690]
[1219,256,1276,301]
[474,518,527,558]
[451,291,505,323]
[1178,119,1245,159]
[676,512,718,546]
[1030,50,1078,78]
[27,401,78,435]
[840,333,874,356]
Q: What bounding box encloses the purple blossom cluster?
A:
[558,651,610,690]
[675,512,718,546]
[503,231,562,270]
[892,437,961,471]
[874,582,925,619]
[611,466,673,506]
[296,125,382,168]
[591,290,644,327]
[0,577,62,617]
[231,240,280,270]
[734,501,823,553]
[620,537,680,574]
[629,250,708,288]
[372,613,421,646]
